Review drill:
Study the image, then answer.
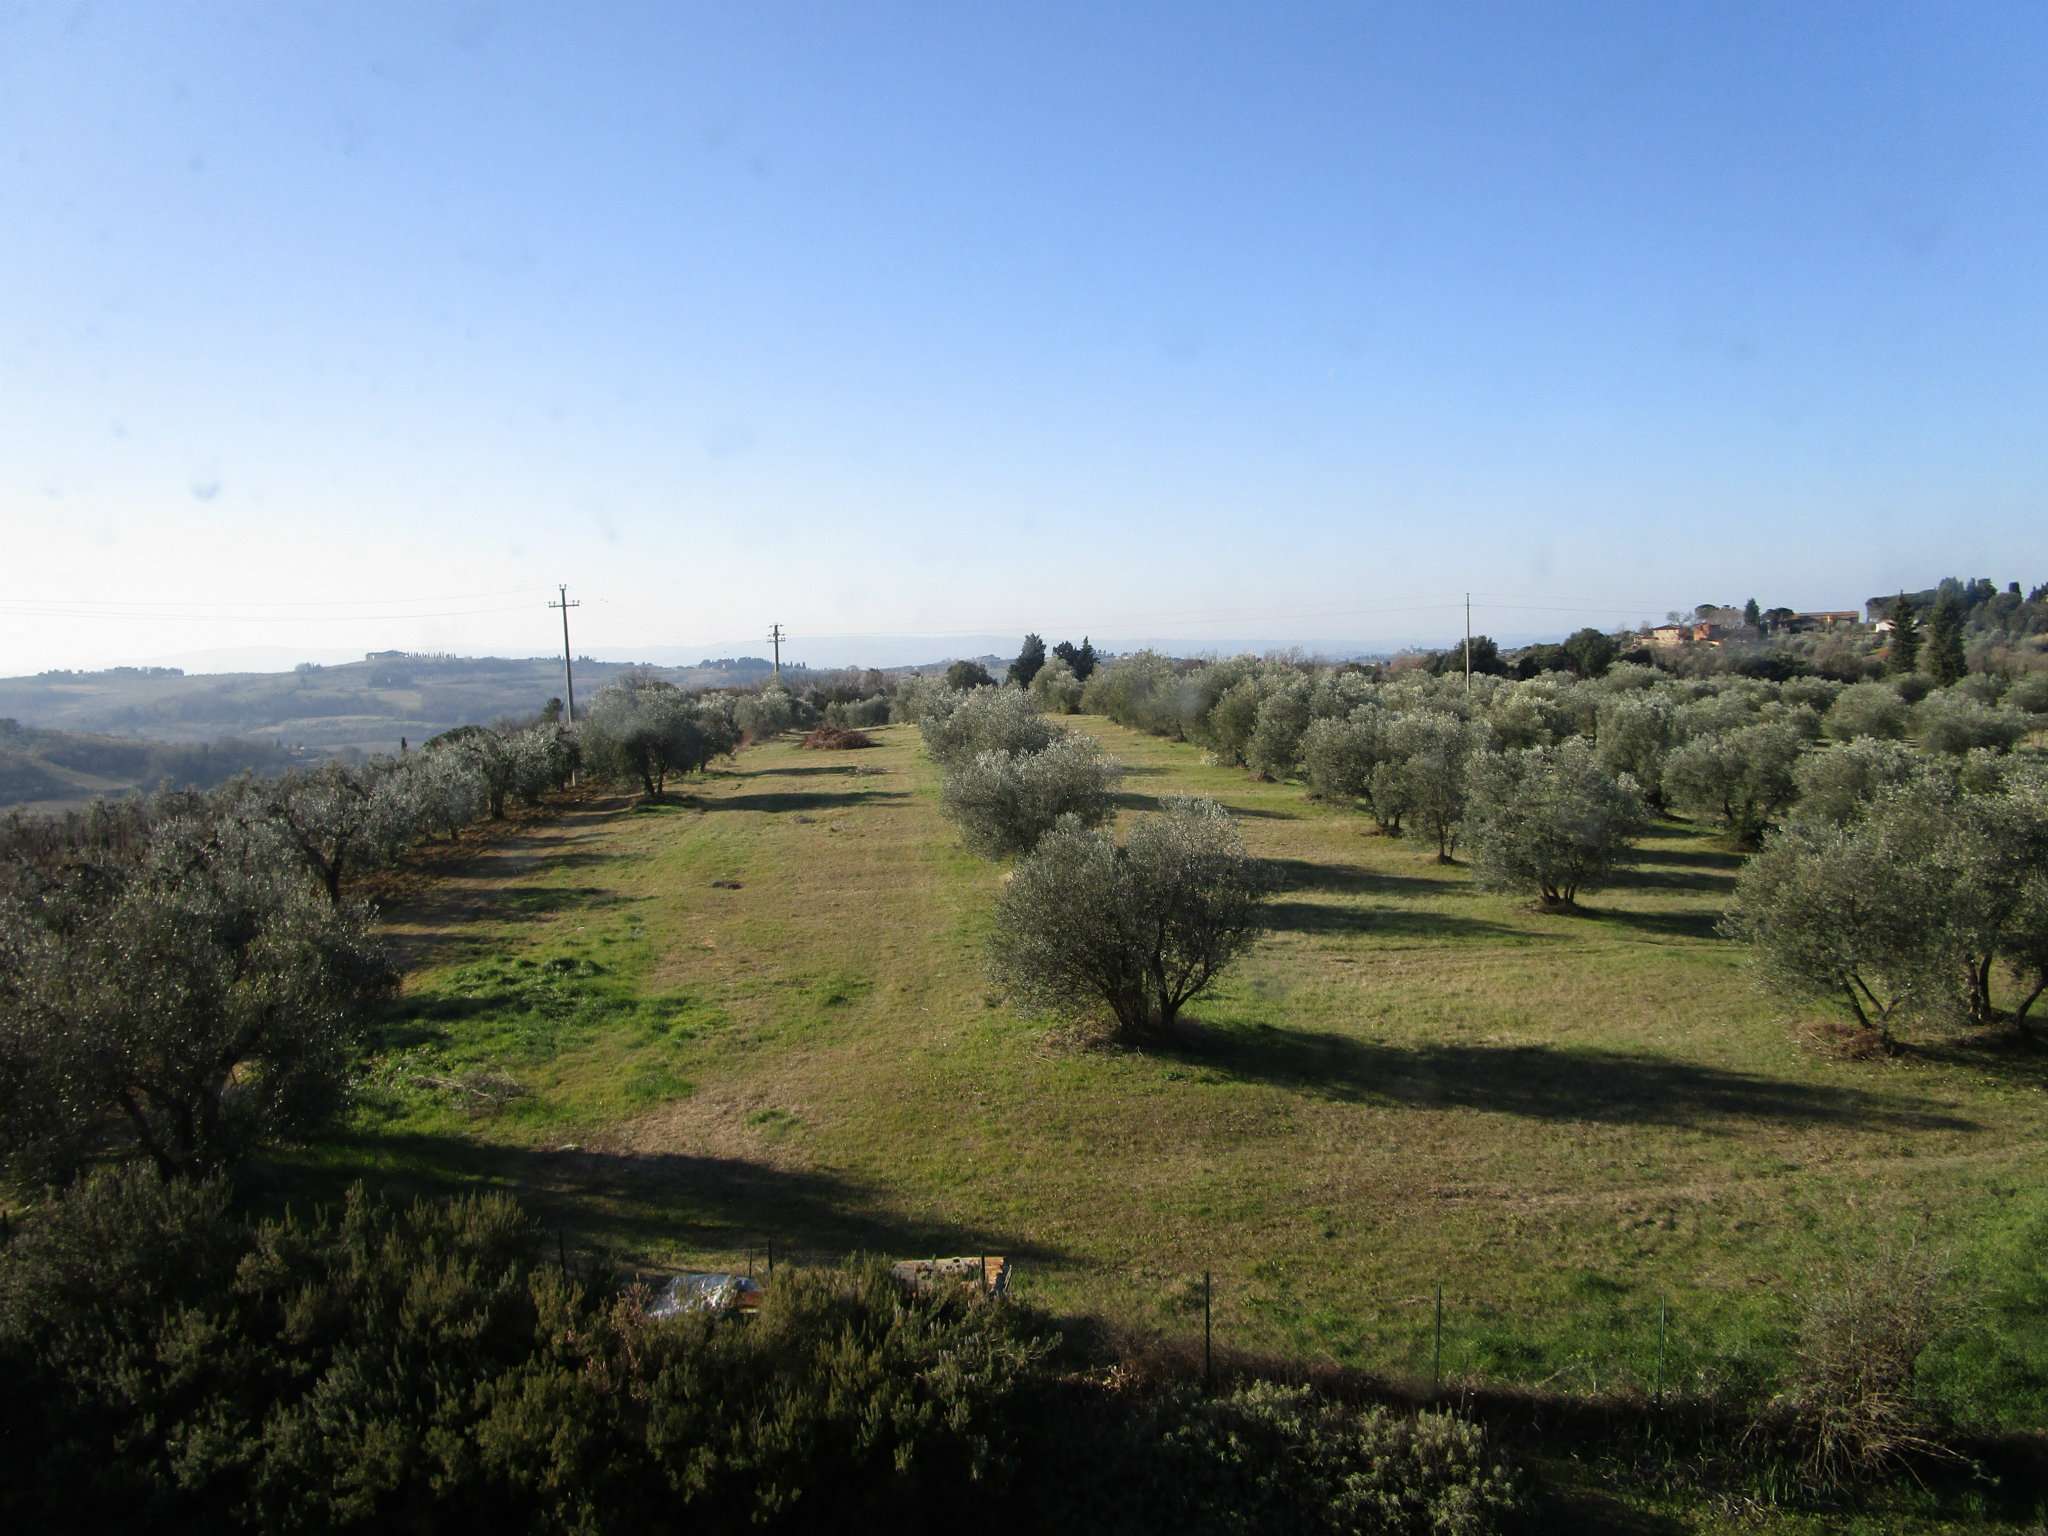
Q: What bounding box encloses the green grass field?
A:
[272,717,2048,1447]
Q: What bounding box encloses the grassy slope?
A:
[276,718,2048,1424]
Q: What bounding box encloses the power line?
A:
[0,602,537,623]
[0,589,532,611]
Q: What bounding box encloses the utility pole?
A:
[1464,592,1472,696]
[550,585,581,723]
[767,622,784,682]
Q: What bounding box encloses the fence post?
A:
[1203,1271,1213,1390]
[1433,1284,1443,1394]
[1656,1294,1667,1407]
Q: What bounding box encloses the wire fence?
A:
[580,1230,1770,1405]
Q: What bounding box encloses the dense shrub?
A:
[1028,655,1085,714]
[0,1172,1527,1535]
[1783,1243,1961,1490]
[1132,1384,1524,1535]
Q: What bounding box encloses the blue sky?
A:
[3,1,2044,671]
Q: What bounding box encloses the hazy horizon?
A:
[7,3,2044,675]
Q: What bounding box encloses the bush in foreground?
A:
[0,1169,1526,1535]
[987,798,1273,1041]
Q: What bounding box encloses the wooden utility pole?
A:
[550,585,581,723]
[767,622,785,682]
[1464,592,1472,696]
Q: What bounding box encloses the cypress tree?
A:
[1926,592,1967,685]
[1007,633,1047,688]
[1887,594,1922,676]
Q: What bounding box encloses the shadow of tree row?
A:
[1157,1026,1976,1133]
[260,1132,1074,1274]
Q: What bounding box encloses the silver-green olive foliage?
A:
[1823,681,1909,742]
[1660,720,1804,846]
[938,733,1120,860]
[1389,710,1487,862]
[582,676,723,796]
[1465,740,1645,908]
[0,804,395,1181]
[1723,792,1953,1040]
[987,798,1274,1041]
[1913,690,2030,756]
[1027,655,1084,715]
[918,685,1058,770]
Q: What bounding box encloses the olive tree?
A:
[1593,695,1674,810]
[1465,740,1644,908]
[425,725,519,819]
[987,798,1273,1042]
[938,734,1120,859]
[1914,691,2030,757]
[1722,795,1952,1042]
[919,685,1057,769]
[1789,739,1935,828]
[1027,655,1084,715]
[1823,682,1908,742]
[1933,768,2048,1032]
[0,808,395,1181]
[1300,710,1407,833]
[1245,680,1313,781]
[1660,720,1804,846]
[582,677,710,796]
[506,722,574,806]
[255,760,405,903]
[1389,710,1485,861]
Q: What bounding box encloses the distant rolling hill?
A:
[0,719,300,812]
[0,652,864,808]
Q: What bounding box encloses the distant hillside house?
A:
[1866,591,1936,623]
[1779,610,1861,635]
[1648,624,1690,649]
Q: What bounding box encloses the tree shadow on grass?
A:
[1610,864,1738,896]
[1112,789,1296,819]
[1587,907,1725,941]
[1264,900,1546,943]
[745,764,889,779]
[706,789,910,813]
[1265,857,1451,900]
[1155,1026,1977,1133]
[255,1132,1078,1273]
[486,847,624,878]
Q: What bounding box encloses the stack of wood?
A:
[888,1256,1010,1300]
